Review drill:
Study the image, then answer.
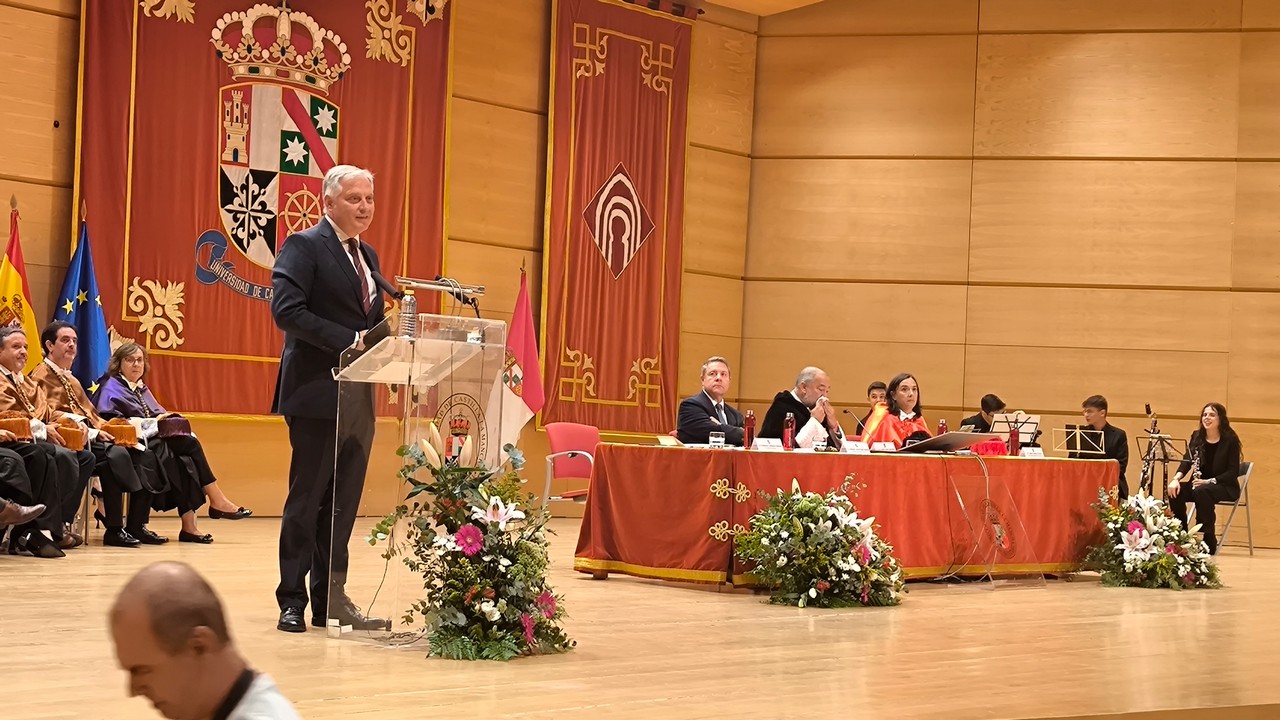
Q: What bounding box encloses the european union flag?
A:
[54,222,110,393]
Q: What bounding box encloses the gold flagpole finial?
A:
[80,199,87,222]
[520,257,526,274]
[9,195,16,211]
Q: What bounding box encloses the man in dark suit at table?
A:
[676,356,745,446]
[270,164,389,634]
[1069,394,1129,499]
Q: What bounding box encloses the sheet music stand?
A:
[1055,425,1105,455]
[991,412,1039,446]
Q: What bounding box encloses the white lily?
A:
[458,435,476,467]
[1116,528,1153,564]
[417,438,442,470]
[471,495,526,530]
[479,600,501,622]
[427,421,445,456]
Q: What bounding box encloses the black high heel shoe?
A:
[93,510,107,529]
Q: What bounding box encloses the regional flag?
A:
[54,222,111,391]
[1,206,43,372]
[501,270,545,449]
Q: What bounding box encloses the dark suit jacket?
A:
[270,217,386,420]
[1177,433,1243,492]
[1070,422,1129,492]
[677,391,744,446]
[961,413,991,433]
[759,390,841,447]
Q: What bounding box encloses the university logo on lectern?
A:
[196,4,352,300]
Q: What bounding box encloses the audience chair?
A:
[1218,461,1255,556]
[543,422,596,512]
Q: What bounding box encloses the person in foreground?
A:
[860,373,930,449]
[1167,402,1242,556]
[110,561,300,720]
[758,367,845,448]
[1069,395,1129,499]
[270,164,388,633]
[961,393,1005,433]
[676,355,744,446]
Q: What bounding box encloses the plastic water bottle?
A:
[783,412,795,450]
[1008,422,1021,456]
[398,289,417,337]
[744,410,756,448]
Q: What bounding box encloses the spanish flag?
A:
[3,203,42,372]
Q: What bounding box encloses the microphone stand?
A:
[394,275,485,318]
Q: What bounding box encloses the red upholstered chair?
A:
[543,422,597,512]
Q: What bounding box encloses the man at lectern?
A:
[676,356,745,446]
[270,165,389,634]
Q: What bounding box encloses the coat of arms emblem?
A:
[196,4,351,298]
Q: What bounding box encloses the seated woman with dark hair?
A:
[94,343,252,543]
[1167,402,1243,556]
[859,373,931,449]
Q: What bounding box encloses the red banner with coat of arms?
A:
[77,0,449,414]
[542,0,692,435]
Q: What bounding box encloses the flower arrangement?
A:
[1084,488,1221,590]
[734,479,905,608]
[368,423,574,660]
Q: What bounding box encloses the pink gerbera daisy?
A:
[454,524,483,556]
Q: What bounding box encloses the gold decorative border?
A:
[573,557,726,584]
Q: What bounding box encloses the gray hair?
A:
[0,326,26,345]
[700,356,730,377]
[795,366,823,387]
[322,164,375,200]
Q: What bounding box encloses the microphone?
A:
[370,271,403,300]
[434,276,481,318]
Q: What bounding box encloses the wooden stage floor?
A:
[3,516,1279,719]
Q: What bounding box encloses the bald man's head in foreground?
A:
[109,562,241,720]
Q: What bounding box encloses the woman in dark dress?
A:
[1167,402,1243,555]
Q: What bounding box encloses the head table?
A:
[572,445,1119,584]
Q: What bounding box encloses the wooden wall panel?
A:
[738,338,966,408]
[758,0,978,36]
[5,181,72,267]
[1238,33,1280,159]
[963,346,1228,418]
[968,161,1236,287]
[443,240,540,325]
[752,35,977,157]
[683,147,750,276]
[742,281,967,344]
[698,2,760,34]
[1222,422,1280,547]
[1243,0,1280,29]
[978,1,1241,33]
[974,33,1240,158]
[678,332,742,399]
[680,273,743,338]
[1227,293,1280,420]
[0,5,77,184]
[451,0,549,114]
[1232,163,1280,289]
[966,287,1231,353]
[446,98,545,250]
[0,0,78,16]
[688,22,757,155]
[745,159,973,281]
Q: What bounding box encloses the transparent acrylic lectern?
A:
[326,312,507,641]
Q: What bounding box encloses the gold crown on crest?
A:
[210,3,351,95]
[449,413,471,437]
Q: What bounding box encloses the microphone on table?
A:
[370,271,403,300]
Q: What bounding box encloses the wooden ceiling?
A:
[703,0,824,16]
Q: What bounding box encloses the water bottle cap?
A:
[403,289,415,296]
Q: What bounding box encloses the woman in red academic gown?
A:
[860,373,931,449]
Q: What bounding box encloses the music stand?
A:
[991,412,1039,446]
[1054,425,1105,455]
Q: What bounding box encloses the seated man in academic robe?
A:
[33,321,167,547]
[0,326,93,556]
[676,356,745,446]
[758,367,844,449]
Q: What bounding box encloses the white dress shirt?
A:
[227,674,301,720]
[326,216,375,347]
